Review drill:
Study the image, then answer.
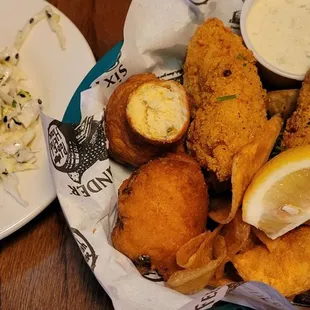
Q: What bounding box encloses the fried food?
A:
[233,226,310,297]
[209,115,282,224]
[282,69,310,149]
[166,256,224,295]
[105,74,185,167]
[251,227,280,252]
[267,89,299,120]
[185,18,268,182]
[213,210,250,280]
[126,80,190,144]
[111,153,208,280]
[176,231,211,268]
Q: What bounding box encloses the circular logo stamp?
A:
[72,228,98,271]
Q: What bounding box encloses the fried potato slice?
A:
[267,89,299,120]
[213,235,226,259]
[209,115,283,224]
[213,210,251,279]
[213,236,228,280]
[220,209,251,257]
[176,232,211,268]
[238,231,261,254]
[166,257,224,294]
[182,225,223,269]
[252,227,280,252]
[209,277,235,287]
[233,226,310,297]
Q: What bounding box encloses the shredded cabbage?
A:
[0,5,65,206]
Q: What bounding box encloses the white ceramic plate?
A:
[0,0,95,239]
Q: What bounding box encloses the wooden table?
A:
[0,0,131,309]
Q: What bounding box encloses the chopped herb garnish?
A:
[2,170,8,175]
[3,116,7,123]
[237,54,246,60]
[46,11,52,18]
[167,127,174,133]
[15,53,19,60]
[29,18,34,24]
[216,95,237,102]
[5,56,10,61]
[243,63,247,67]
[38,98,42,105]
[12,100,17,108]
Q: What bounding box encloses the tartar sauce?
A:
[247,0,310,76]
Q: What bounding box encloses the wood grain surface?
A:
[0,0,131,309]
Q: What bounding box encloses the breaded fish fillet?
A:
[185,19,267,181]
[282,70,310,149]
[112,153,208,280]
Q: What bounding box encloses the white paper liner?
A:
[41,0,309,309]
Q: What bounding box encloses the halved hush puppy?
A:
[126,80,190,145]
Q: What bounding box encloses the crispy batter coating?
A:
[185,18,267,182]
[282,70,310,149]
[233,226,310,297]
[105,74,162,167]
[111,153,208,280]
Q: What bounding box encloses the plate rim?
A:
[0,0,96,240]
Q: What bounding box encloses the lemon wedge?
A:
[243,145,310,240]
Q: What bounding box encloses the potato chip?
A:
[238,231,261,254]
[209,115,283,224]
[209,277,235,287]
[166,257,224,294]
[220,209,251,257]
[187,225,223,269]
[233,226,310,297]
[176,232,211,268]
[251,227,280,252]
[209,194,231,223]
[267,89,299,120]
[213,235,226,259]
[212,210,250,279]
[212,236,228,280]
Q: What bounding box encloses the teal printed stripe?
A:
[62,41,123,124]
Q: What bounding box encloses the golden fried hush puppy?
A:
[112,153,208,280]
[126,80,190,145]
[105,74,189,167]
[184,18,267,182]
[105,73,160,167]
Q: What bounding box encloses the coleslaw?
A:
[0,5,65,205]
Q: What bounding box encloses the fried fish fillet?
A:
[282,70,310,149]
[112,153,208,280]
[233,226,310,297]
[185,18,267,182]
